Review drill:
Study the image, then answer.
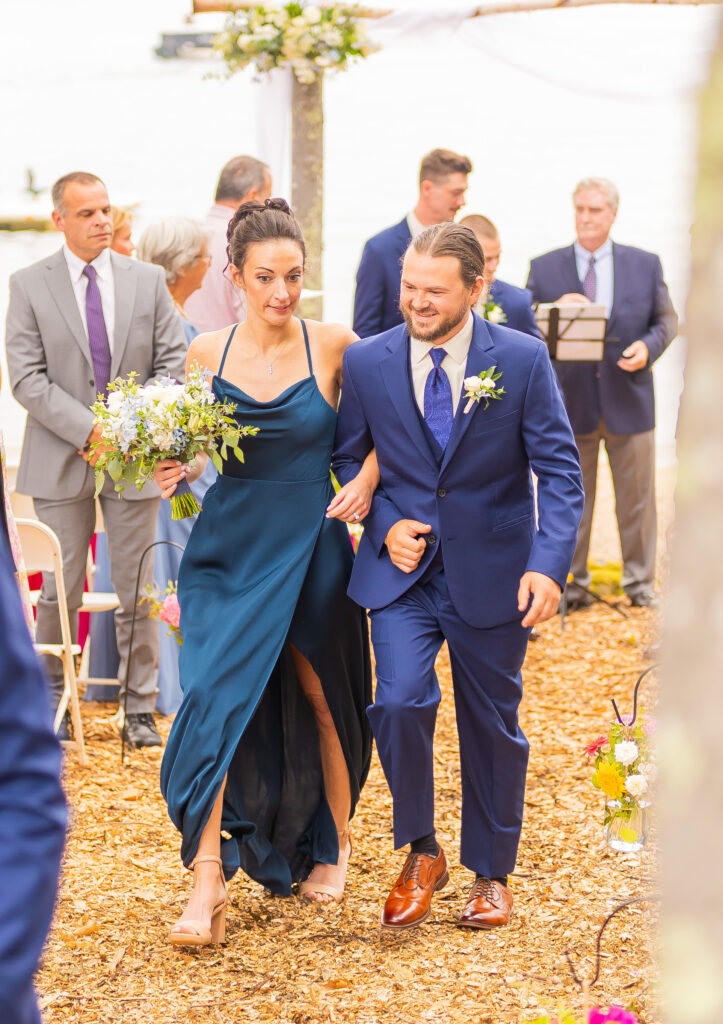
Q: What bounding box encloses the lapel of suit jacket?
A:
[608,242,627,327]
[564,244,584,293]
[44,249,92,367]
[380,326,439,471]
[440,313,496,474]
[111,252,137,379]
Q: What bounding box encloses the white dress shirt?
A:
[406,209,427,239]
[410,312,474,416]
[63,244,115,354]
[574,237,614,318]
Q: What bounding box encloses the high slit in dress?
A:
[160,322,372,895]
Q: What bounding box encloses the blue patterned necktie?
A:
[83,264,111,395]
[582,255,596,301]
[424,347,453,450]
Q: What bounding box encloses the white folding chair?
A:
[15,518,88,764]
[77,500,121,689]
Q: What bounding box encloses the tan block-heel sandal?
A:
[299,828,352,905]
[169,854,228,947]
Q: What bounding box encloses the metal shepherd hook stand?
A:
[121,539,185,764]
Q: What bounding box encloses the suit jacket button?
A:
[437,488,447,498]
[428,534,437,546]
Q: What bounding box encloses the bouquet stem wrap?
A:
[170,475,201,520]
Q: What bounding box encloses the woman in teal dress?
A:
[155,200,376,946]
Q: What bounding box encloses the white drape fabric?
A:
[254,67,293,200]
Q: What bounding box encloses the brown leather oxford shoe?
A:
[381,847,449,930]
[457,876,513,929]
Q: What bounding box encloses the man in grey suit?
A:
[6,171,187,747]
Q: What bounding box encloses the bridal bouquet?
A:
[91,363,259,519]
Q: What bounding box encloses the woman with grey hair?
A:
[137,217,216,715]
[137,217,212,344]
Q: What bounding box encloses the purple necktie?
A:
[424,347,453,450]
[582,255,597,302]
[83,264,111,395]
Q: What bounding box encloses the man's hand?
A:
[555,293,590,305]
[518,571,561,628]
[78,424,107,467]
[385,519,431,573]
[617,339,649,373]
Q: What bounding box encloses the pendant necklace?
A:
[254,338,288,376]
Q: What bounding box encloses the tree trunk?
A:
[291,75,324,321]
[661,13,723,1023]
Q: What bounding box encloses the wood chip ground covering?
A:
[38,464,670,1024]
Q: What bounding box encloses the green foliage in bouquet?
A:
[215,2,380,84]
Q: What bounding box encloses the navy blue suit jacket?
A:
[526,243,678,435]
[352,217,411,339]
[488,279,541,338]
[0,528,66,1024]
[333,314,584,629]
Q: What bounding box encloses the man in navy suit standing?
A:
[0,522,66,1022]
[352,149,472,338]
[527,178,678,608]
[460,214,540,337]
[333,224,583,931]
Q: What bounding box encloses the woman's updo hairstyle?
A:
[226,197,306,273]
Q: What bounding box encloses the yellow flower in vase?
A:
[593,761,626,800]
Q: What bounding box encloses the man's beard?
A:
[401,299,470,343]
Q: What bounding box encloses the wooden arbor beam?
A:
[193,0,722,14]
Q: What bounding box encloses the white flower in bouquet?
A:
[624,774,648,798]
[91,363,259,519]
[614,740,639,766]
[303,5,322,22]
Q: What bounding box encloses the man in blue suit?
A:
[333,224,583,931]
[352,149,472,338]
[0,518,66,1022]
[460,214,540,337]
[527,178,678,608]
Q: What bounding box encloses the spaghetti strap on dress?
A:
[160,320,372,894]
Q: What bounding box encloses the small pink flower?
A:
[585,735,608,758]
[589,1006,638,1023]
[159,593,181,628]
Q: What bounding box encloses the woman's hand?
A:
[154,459,191,499]
[326,475,373,523]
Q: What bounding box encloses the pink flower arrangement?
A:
[159,593,181,629]
[589,1008,637,1024]
[143,581,182,644]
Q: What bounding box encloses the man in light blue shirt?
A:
[527,177,677,610]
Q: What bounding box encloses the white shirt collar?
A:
[410,311,474,365]
[574,237,613,263]
[406,209,427,239]
[63,243,112,282]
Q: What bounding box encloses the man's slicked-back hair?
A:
[51,172,106,214]
[419,148,472,187]
[459,214,498,240]
[573,177,620,213]
[409,223,485,287]
[215,155,270,203]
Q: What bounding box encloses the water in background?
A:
[1,0,718,465]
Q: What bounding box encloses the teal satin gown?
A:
[160,322,372,895]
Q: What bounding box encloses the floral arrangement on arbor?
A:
[91,364,258,519]
[144,581,182,644]
[215,2,380,84]
[586,716,655,848]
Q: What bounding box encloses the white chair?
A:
[14,518,88,764]
[77,500,122,689]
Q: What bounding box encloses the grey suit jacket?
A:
[5,248,187,501]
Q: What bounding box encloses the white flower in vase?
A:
[614,740,639,766]
[625,774,649,798]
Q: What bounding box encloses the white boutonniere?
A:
[482,298,507,324]
[463,366,506,414]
